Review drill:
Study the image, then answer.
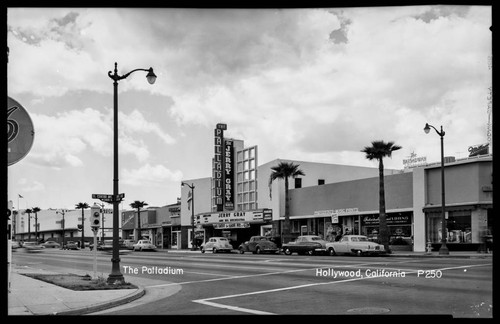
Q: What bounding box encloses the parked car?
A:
[326,235,386,256]
[281,235,328,255]
[23,241,44,253]
[123,239,136,250]
[41,241,61,249]
[201,237,234,253]
[238,236,279,254]
[133,240,157,251]
[11,240,22,249]
[64,241,79,250]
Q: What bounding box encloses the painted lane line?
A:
[192,262,492,314]
[194,299,275,315]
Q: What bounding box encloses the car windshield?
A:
[358,237,369,241]
[310,236,322,241]
[219,238,229,242]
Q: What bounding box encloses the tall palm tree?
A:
[75,202,90,248]
[130,201,148,241]
[32,207,41,242]
[25,208,32,241]
[361,140,402,252]
[268,161,305,244]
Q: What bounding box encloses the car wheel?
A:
[355,250,362,256]
[307,250,314,256]
[256,247,261,254]
[284,248,292,255]
[328,247,336,256]
[239,249,244,254]
[201,249,205,253]
[213,247,217,253]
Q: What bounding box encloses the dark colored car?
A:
[41,241,61,249]
[64,241,79,250]
[281,235,328,255]
[238,236,279,254]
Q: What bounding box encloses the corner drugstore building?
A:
[173,124,492,252]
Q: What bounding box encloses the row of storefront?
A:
[119,153,491,253]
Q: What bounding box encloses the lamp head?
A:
[146,67,157,84]
[424,123,431,134]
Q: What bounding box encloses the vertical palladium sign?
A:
[214,123,226,211]
[224,139,234,210]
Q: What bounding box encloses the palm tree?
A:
[130,201,148,241]
[25,208,32,241]
[268,161,305,244]
[75,202,90,248]
[361,140,402,253]
[32,207,41,242]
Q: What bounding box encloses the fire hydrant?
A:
[426,241,433,253]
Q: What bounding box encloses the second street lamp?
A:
[424,122,449,255]
[182,182,196,250]
[107,62,156,284]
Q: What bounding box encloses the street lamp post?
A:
[107,62,156,284]
[424,123,449,255]
[182,182,196,250]
[56,209,66,249]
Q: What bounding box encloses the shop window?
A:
[318,179,325,185]
[426,211,472,244]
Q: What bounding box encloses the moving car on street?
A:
[23,241,44,253]
[326,235,386,256]
[41,240,61,249]
[201,237,234,253]
[282,235,327,255]
[133,240,157,251]
[238,236,279,254]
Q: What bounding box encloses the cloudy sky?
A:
[7,6,492,211]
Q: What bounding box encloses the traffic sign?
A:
[92,193,125,203]
[8,97,35,166]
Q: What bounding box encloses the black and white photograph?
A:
[5,4,493,318]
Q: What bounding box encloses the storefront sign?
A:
[214,222,250,229]
[314,208,359,216]
[213,123,226,211]
[362,214,411,226]
[224,139,234,210]
[201,210,270,224]
[468,143,489,157]
[403,151,427,169]
[263,209,272,221]
[8,97,35,166]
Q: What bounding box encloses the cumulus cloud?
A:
[122,163,183,186]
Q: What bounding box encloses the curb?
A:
[53,286,146,315]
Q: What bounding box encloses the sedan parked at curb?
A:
[238,236,279,254]
[201,237,233,253]
[133,240,157,251]
[64,241,79,250]
[326,235,386,256]
[41,241,61,249]
[281,235,327,255]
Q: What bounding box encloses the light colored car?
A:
[201,237,234,253]
[123,239,136,250]
[326,235,386,256]
[281,235,328,255]
[11,241,22,249]
[238,236,279,254]
[41,241,61,249]
[23,241,44,253]
[133,240,157,251]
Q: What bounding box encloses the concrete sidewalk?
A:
[7,249,492,316]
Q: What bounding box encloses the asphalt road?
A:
[12,249,493,317]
